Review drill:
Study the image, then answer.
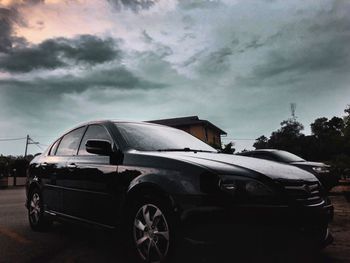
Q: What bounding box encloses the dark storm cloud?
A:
[109,0,222,12]
[253,39,350,79]
[0,65,166,123]
[179,0,223,10]
[0,7,19,53]
[141,31,173,59]
[239,2,350,86]
[0,66,165,94]
[197,47,232,75]
[0,0,45,53]
[108,0,157,11]
[243,36,265,50]
[0,35,119,73]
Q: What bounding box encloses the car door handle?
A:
[67,163,77,169]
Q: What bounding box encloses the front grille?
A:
[278,180,325,207]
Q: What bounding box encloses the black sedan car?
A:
[237,149,338,191]
[26,121,333,262]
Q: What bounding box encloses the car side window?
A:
[56,127,85,156]
[78,125,112,156]
[49,139,61,156]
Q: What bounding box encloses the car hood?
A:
[141,151,317,181]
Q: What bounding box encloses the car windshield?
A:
[115,122,217,152]
[273,151,305,163]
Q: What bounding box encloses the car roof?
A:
[45,120,176,156]
[62,120,171,137]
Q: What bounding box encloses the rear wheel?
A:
[28,188,52,231]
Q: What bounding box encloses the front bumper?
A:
[178,198,334,245]
[316,173,339,191]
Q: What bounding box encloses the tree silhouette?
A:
[252,105,350,179]
[221,142,235,154]
[253,135,269,149]
[267,119,304,155]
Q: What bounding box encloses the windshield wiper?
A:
[156,148,216,153]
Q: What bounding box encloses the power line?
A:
[33,143,44,151]
[0,137,27,142]
[223,138,256,141]
[24,135,40,157]
[0,135,47,157]
[31,135,55,138]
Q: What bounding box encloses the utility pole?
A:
[16,134,30,186]
[24,134,29,157]
[20,135,39,187]
[24,135,39,157]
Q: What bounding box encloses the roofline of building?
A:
[147,116,227,135]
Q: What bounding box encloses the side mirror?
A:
[86,140,112,156]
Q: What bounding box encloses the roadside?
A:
[324,194,350,262]
[0,176,26,188]
[329,179,350,197]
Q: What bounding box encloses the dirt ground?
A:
[323,182,350,262]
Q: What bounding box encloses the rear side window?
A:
[56,127,85,156]
[49,139,61,156]
[78,125,112,155]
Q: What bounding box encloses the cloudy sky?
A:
[0,0,349,155]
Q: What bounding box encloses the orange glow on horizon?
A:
[13,0,114,44]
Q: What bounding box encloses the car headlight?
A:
[312,167,330,173]
[219,176,273,196]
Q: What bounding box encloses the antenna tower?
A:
[290,103,297,120]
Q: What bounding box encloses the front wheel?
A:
[28,188,52,231]
[129,198,174,263]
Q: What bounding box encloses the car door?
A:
[64,124,119,226]
[53,126,87,217]
[39,138,66,213]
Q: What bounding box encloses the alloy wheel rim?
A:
[29,193,41,225]
[133,204,170,263]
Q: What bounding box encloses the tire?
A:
[28,188,52,231]
[127,195,176,263]
[300,225,332,250]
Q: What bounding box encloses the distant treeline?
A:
[252,105,350,178]
[0,155,34,178]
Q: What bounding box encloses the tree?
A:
[250,105,350,178]
[278,119,304,137]
[311,117,344,138]
[343,105,350,156]
[310,117,345,160]
[253,135,269,149]
[221,142,235,154]
[343,105,350,136]
[267,118,305,155]
[344,105,350,124]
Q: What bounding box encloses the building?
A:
[148,116,227,149]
